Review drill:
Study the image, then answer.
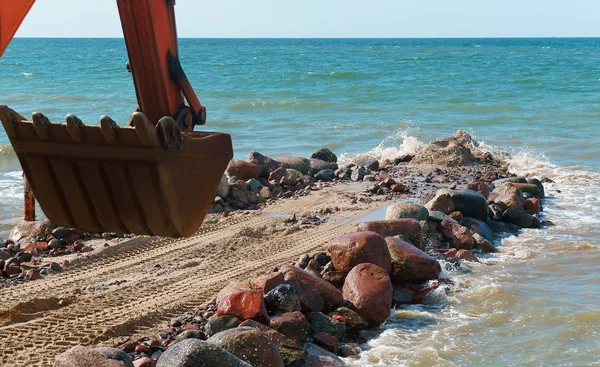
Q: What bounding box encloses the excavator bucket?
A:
[0,105,233,237]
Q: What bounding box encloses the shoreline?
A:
[0,131,553,366]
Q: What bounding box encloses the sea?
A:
[1,38,599,366]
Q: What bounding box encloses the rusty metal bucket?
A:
[0,105,233,237]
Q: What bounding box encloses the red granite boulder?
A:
[466,180,491,199]
[342,263,393,328]
[250,272,285,294]
[217,290,269,324]
[280,266,343,313]
[327,231,391,274]
[226,160,261,181]
[356,220,422,248]
[440,219,474,250]
[269,311,310,343]
[385,237,441,284]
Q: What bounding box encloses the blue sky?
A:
[15,0,600,38]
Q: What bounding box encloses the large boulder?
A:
[440,219,474,250]
[328,307,368,332]
[309,159,338,175]
[246,151,281,178]
[238,320,308,367]
[226,160,261,181]
[385,237,441,284]
[465,180,491,199]
[327,231,391,274]
[511,183,542,198]
[278,156,311,175]
[526,178,545,198]
[280,266,343,313]
[216,290,269,323]
[208,327,284,367]
[460,217,494,242]
[269,311,310,343]
[205,315,242,338]
[310,148,337,163]
[356,219,422,248]
[54,346,133,367]
[156,338,251,367]
[436,189,488,221]
[315,169,336,182]
[424,192,455,214]
[309,312,346,339]
[385,202,429,221]
[357,158,379,171]
[264,284,302,316]
[411,130,480,167]
[502,208,541,229]
[342,263,392,328]
[250,272,284,294]
[8,219,53,246]
[493,184,524,211]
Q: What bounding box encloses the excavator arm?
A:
[0,1,233,237]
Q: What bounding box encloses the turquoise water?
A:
[2,38,600,366]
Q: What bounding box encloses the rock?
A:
[216,175,229,198]
[52,227,71,239]
[493,184,524,211]
[269,311,310,343]
[425,192,455,214]
[411,130,479,167]
[22,242,49,254]
[526,178,545,198]
[357,158,379,171]
[247,151,281,178]
[4,264,21,277]
[328,307,368,332]
[309,159,338,174]
[226,160,260,181]
[309,312,346,338]
[284,169,304,185]
[216,290,269,323]
[321,271,346,289]
[310,148,337,163]
[511,183,542,198]
[357,219,422,249]
[502,208,541,229]
[486,220,520,234]
[133,357,154,367]
[350,166,366,182]
[302,343,347,367]
[238,320,308,367]
[279,156,311,175]
[251,272,284,294]
[8,219,53,246]
[460,217,494,242]
[456,249,479,263]
[473,233,496,253]
[265,284,302,315]
[342,263,392,328]
[386,237,441,284]
[205,315,242,338]
[246,178,263,192]
[216,280,252,305]
[315,169,336,182]
[337,344,361,358]
[428,211,457,224]
[24,268,41,281]
[391,183,406,193]
[440,220,474,250]
[440,189,488,221]
[385,202,429,221]
[449,211,463,222]
[523,198,541,215]
[269,167,288,182]
[312,333,339,354]
[313,252,331,266]
[156,338,251,367]
[327,231,391,274]
[465,180,491,199]
[208,327,284,367]
[297,254,310,269]
[174,330,205,343]
[259,187,272,200]
[0,248,11,260]
[54,345,134,367]
[392,289,413,305]
[280,265,343,313]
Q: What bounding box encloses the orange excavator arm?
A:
[0,0,36,57]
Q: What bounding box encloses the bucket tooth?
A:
[130,112,160,147]
[158,116,182,150]
[0,105,26,138]
[65,114,84,142]
[32,112,51,140]
[100,115,118,144]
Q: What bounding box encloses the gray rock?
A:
[309,159,338,175]
[392,289,412,305]
[309,312,345,339]
[502,208,541,229]
[156,338,251,367]
[385,202,429,221]
[302,343,347,367]
[428,211,457,224]
[279,156,311,175]
[350,167,366,182]
[54,345,133,367]
[460,217,494,242]
[357,158,379,171]
[216,174,230,198]
[440,189,488,221]
[208,327,285,367]
[205,315,242,338]
[486,220,520,234]
[310,148,337,163]
[527,178,545,198]
[315,169,336,182]
[0,248,11,260]
[246,178,263,192]
[8,219,53,246]
[425,192,455,214]
[247,151,281,178]
[52,227,71,239]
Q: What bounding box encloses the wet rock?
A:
[442,189,488,221]
[511,183,542,198]
[302,343,347,367]
[54,345,134,367]
[208,327,284,367]
[156,338,251,367]
[280,265,343,313]
[425,192,455,214]
[309,312,346,339]
[0,248,11,260]
[502,208,541,229]
[392,289,413,306]
[342,263,392,328]
[460,217,494,242]
[279,156,311,175]
[250,272,284,293]
[174,330,205,343]
[312,333,339,354]
[269,311,310,343]
[493,184,524,211]
[216,290,269,323]
[440,220,474,250]
[523,197,541,215]
[216,174,229,198]
[205,315,241,338]
[338,344,361,358]
[8,219,53,246]
[356,219,422,249]
[357,158,379,171]
[238,320,308,367]
[297,254,310,269]
[265,284,302,315]
[385,202,429,221]
[313,252,331,266]
[247,151,281,178]
[486,220,520,234]
[328,307,368,332]
[473,233,496,253]
[327,231,392,274]
[350,167,366,182]
[526,178,545,198]
[386,237,441,284]
[52,227,72,239]
[466,180,491,199]
[310,148,337,163]
[456,249,479,263]
[315,169,336,182]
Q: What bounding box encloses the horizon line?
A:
[13,36,600,40]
